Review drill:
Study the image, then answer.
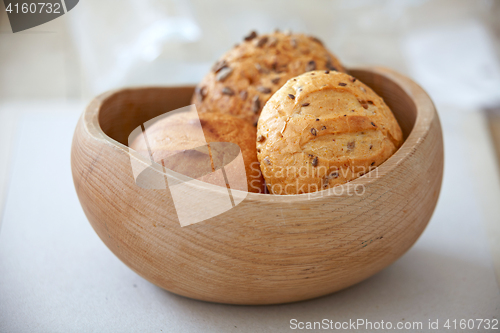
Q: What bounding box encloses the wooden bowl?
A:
[71,67,443,305]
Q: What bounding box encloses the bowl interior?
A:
[97,69,416,147]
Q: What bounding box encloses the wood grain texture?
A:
[71,67,444,305]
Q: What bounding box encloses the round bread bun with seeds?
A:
[256,70,403,195]
[130,112,265,194]
[192,30,346,125]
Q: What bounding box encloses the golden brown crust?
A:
[192,31,346,125]
[256,70,404,195]
[130,112,265,193]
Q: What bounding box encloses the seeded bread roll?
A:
[192,30,346,125]
[130,112,265,193]
[256,70,403,195]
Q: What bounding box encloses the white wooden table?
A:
[0,101,499,332]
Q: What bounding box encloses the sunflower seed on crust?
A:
[212,59,228,73]
[195,86,207,102]
[252,95,261,113]
[244,31,257,41]
[257,86,271,94]
[306,60,316,71]
[216,67,233,82]
[255,36,268,47]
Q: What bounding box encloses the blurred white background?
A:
[0,0,499,107]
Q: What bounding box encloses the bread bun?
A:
[130,111,265,193]
[256,70,403,195]
[192,31,345,125]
